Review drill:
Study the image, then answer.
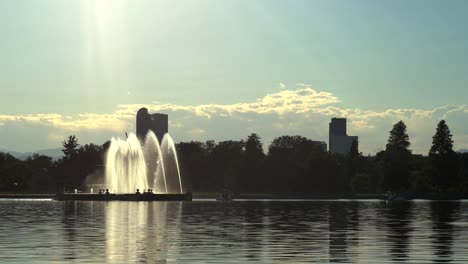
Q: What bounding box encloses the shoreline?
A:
[1,192,468,200]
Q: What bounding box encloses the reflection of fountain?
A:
[105,201,183,262]
[106,131,183,193]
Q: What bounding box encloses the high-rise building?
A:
[329,118,358,154]
[136,108,168,143]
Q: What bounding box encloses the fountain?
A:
[107,131,183,194]
[143,131,168,193]
[55,131,190,201]
[161,134,183,194]
[106,133,148,193]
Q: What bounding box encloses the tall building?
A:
[136,108,168,143]
[329,118,358,155]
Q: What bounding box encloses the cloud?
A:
[0,113,127,131]
[279,83,286,89]
[137,85,340,118]
[1,84,468,154]
[188,128,206,135]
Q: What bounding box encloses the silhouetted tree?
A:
[245,133,264,158]
[346,140,360,191]
[212,140,245,192]
[408,154,432,192]
[383,121,412,191]
[387,121,411,150]
[0,153,29,191]
[429,120,459,191]
[240,133,265,192]
[51,137,107,191]
[176,141,210,192]
[459,153,468,192]
[62,135,79,159]
[267,136,327,192]
[26,154,54,193]
[430,120,454,156]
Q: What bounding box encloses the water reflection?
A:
[383,203,413,262]
[1,200,468,263]
[61,201,106,262]
[430,201,460,263]
[105,201,182,263]
[328,202,359,263]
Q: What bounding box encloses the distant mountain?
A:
[0,148,63,160]
[0,148,25,159]
[33,148,64,159]
[457,149,468,154]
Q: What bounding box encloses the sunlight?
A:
[81,0,131,105]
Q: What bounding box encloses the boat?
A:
[55,192,192,201]
[386,192,409,205]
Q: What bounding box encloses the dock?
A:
[54,193,192,201]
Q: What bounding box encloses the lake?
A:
[0,199,467,263]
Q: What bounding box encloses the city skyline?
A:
[1,0,468,154]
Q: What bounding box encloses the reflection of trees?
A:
[430,201,460,263]
[178,201,334,262]
[384,203,413,262]
[328,202,359,263]
[61,201,106,261]
[239,202,268,261]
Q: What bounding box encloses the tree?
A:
[245,133,264,160]
[267,136,327,192]
[26,154,54,193]
[211,140,245,192]
[383,121,412,191]
[0,153,29,191]
[62,135,79,159]
[386,121,410,150]
[430,120,454,156]
[240,133,265,192]
[346,140,360,192]
[429,120,459,191]
[176,141,209,192]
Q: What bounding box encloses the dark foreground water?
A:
[1,200,468,263]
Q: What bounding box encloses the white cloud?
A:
[188,128,206,135]
[1,84,468,154]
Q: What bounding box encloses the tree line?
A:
[179,120,468,194]
[0,120,467,194]
[0,135,107,193]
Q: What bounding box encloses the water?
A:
[1,200,468,263]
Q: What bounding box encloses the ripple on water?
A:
[0,200,468,263]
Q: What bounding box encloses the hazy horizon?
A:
[1,0,468,154]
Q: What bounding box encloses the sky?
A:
[1,0,468,154]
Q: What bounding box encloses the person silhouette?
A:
[136,189,141,194]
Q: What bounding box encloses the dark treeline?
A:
[0,135,108,193]
[179,120,468,194]
[1,120,468,194]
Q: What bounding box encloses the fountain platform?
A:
[55,193,192,201]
